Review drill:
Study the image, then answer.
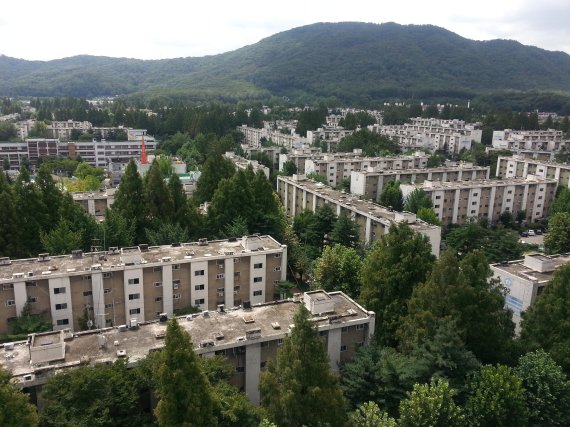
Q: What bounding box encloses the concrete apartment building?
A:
[277,175,441,255]
[47,121,92,140]
[496,155,570,188]
[305,126,354,151]
[351,162,490,202]
[71,188,116,221]
[224,152,270,179]
[401,176,557,226]
[304,152,430,187]
[242,145,282,170]
[237,125,305,149]
[492,129,567,153]
[0,236,286,334]
[491,253,570,331]
[373,118,482,155]
[1,290,374,404]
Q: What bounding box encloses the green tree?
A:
[259,305,346,427]
[330,213,360,248]
[359,223,435,346]
[10,302,52,335]
[155,318,216,427]
[74,162,105,181]
[145,222,190,246]
[36,166,63,228]
[379,181,403,211]
[545,212,570,254]
[40,219,83,255]
[417,207,441,225]
[112,159,146,243]
[194,154,235,204]
[551,187,570,214]
[39,360,147,427]
[0,178,21,257]
[313,203,337,248]
[520,264,570,372]
[398,379,464,427]
[516,350,570,427]
[208,170,254,234]
[0,367,38,427]
[282,160,297,176]
[464,364,528,427]
[349,402,397,427]
[312,244,362,297]
[144,161,174,224]
[404,188,432,213]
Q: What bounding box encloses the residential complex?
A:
[224,152,270,179]
[401,176,557,226]
[277,175,441,255]
[237,125,305,149]
[496,155,570,188]
[351,162,490,202]
[491,253,570,331]
[1,290,374,404]
[0,235,286,334]
[305,126,354,151]
[492,129,567,153]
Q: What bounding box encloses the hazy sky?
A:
[2,0,568,61]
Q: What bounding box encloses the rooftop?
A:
[414,176,557,191]
[0,235,284,282]
[354,164,488,176]
[71,188,116,201]
[491,253,570,283]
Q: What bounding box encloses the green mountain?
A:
[1,22,570,102]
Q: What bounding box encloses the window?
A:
[103,272,113,279]
[273,266,281,272]
[155,297,163,302]
[234,285,241,292]
[274,253,281,258]
[153,266,162,272]
[472,201,477,205]
[236,366,245,373]
[216,273,224,279]
[195,284,205,291]
[154,282,162,288]
[56,319,69,326]
[128,293,140,300]
[253,277,262,283]
[82,275,91,280]
[3,283,14,290]
[273,280,280,285]
[104,288,112,294]
[5,300,15,307]
[234,271,241,277]
[434,204,440,208]
[83,290,92,297]
[105,318,113,325]
[54,287,66,294]
[277,338,284,346]
[234,258,240,263]
[128,278,139,285]
[27,297,38,303]
[340,345,347,352]
[173,282,180,290]
[129,308,141,315]
[194,298,205,305]
[25,281,37,287]
[356,324,365,330]
[105,303,114,309]
[253,290,263,296]
[173,264,180,270]
[194,270,205,276]
[254,263,263,269]
[173,293,181,300]
[435,195,441,200]
[54,303,67,310]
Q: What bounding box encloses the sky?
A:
[2,0,568,61]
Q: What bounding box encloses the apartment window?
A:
[129,308,141,315]
[472,201,477,205]
[83,290,92,296]
[105,318,113,325]
[173,281,180,290]
[340,345,347,352]
[154,282,162,288]
[253,290,263,297]
[173,293,181,300]
[103,272,113,279]
[153,266,162,272]
[54,287,66,294]
[434,204,440,209]
[3,283,14,290]
[155,297,163,302]
[194,270,205,276]
[5,300,15,307]
[356,324,365,330]
[27,297,38,303]
[82,275,91,280]
[234,271,241,278]
[128,293,140,300]
[236,366,245,373]
[194,298,205,305]
[435,195,441,200]
[173,264,180,270]
[195,284,205,291]
[537,204,542,208]
[253,277,262,283]
[274,253,281,258]
[506,199,511,203]
[104,288,112,294]
[55,303,67,310]
[234,258,240,263]
[25,281,37,287]
[234,285,240,292]
[254,263,263,269]
[273,280,280,285]
[216,273,224,279]
[56,319,69,326]
[539,188,544,191]
[128,278,139,285]
[104,303,114,309]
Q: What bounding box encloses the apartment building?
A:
[277,175,441,256]
[496,155,570,188]
[1,290,374,404]
[373,118,482,155]
[0,236,286,334]
[351,163,490,202]
[491,253,570,331]
[71,188,116,221]
[224,152,270,179]
[304,153,430,187]
[241,145,281,170]
[47,121,92,140]
[237,125,305,149]
[306,126,354,151]
[401,176,557,226]
[492,129,567,152]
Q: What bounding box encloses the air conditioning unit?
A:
[217,292,224,297]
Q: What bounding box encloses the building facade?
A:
[277,175,441,255]
[224,152,270,179]
[496,155,570,188]
[0,236,286,334]
[492,129,567,153]
[71,189,116,221]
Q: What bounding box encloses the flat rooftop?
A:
[71,188,116,201]
[354,164,488,176]
[1,291,372,385]
[501,155,570,168]
[416,176,557,190]
[491,253,570,283]
[0,236,283,282]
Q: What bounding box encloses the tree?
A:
[520,264,570,372]
[208,170,254,234]
[416,207,441,225]
[312,244,362,297]
[40,219,83,255]
[10,302,52,335]
[312,203,337,248]
[398,379,464,427]
[404,188,432,214]
[39,360,147,427]
[464,364,528,427]
[259,305,346,427]
[155,318,216,427]
[330,213,360,248]
[551,187,570,214]
[545,213,570,254]
[194,154,235,204]
[144,161,174,224]
[379,181,403,211]
[349,402,397,427]
[282,160,297,176]
[0,179,21,257]
[112,160,146,243]
[359,223,435,346]
[516,350,570,427]
[0,367,38,427]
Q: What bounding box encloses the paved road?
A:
[519,234,545,246]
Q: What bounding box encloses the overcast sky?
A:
[2,0,568,61]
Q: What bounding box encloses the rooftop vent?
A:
[245,328,261,339]
[243,314,255,324]
[214,332,224,341]
[0,257,11,266]
[271,322,281,330]
[202,310,210,318]
[198,238,208,246]
[217,304,225,313]
[138,244,149,252]
[171,242,181,247]
[200,339,215,348]
[71,250,83,259]
[38,253,50,262]
[116,349,127,357]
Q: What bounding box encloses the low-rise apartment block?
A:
[401,176,557,226]
[491,253,570,331]
[224,152,270,179]
[71,188,116,221]
[497,155,570,188]
[351,163,490,202]
[237,125,305,149]
[492,129,567,153]
[0,236,286,334]
[277,175,441,256]
[306,126,354,151]
[1,290,374,404]
[47,121,92,140]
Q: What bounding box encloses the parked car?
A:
[528,230,536,236]
[535,229,543,235]
[520,231,529,237]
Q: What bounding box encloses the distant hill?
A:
[1,22,570,103]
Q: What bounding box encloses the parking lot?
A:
[519,234,545,246]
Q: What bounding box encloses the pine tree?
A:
[194,154,235,204]
[112,160,146,243]
[145,161,174,224]
[155,318,217,427]
[259,305,346,427]
[0,180,21,257]
[330,213,360,248]
[379,181,404,211]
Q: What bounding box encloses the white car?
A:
[528,230,536,236]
